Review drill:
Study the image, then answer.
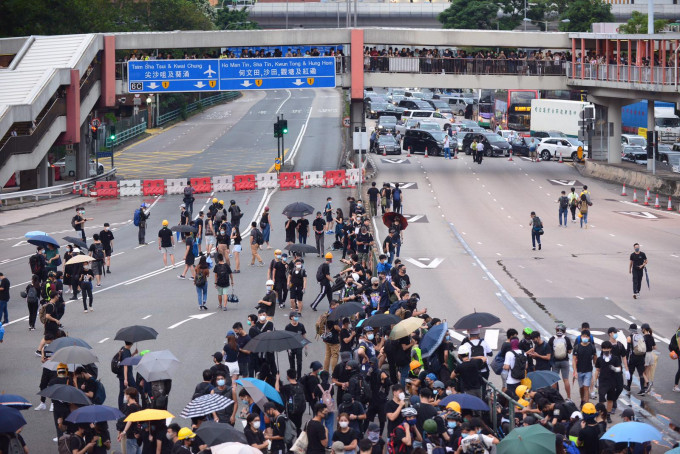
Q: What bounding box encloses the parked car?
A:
[532,130,567,139]
[402,129,446,156]
[621,134,647,152]
[395,118,421,135]
[658,148,680,163]
[371,134,401,155]
[377,115,398,133]
[538,137,580,161]
[425,99,454,116]
[497,130,519,142]
[417,121,442,132]
[398,99,434,111]
[400,110,451,130]
[462,132,511,157]
[447,98,470,116]
[622,147,648,165]
[510,137,532,157]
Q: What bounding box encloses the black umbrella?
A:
[171,225,198,233]
[282,202,315,218]
[328,301,365,321]
[285,243,318,254]
[195,421,247,446]
[114,325,158,343]
[63,236,87,250]
[243,331,309,353]
[363,313,401,328]
[453,311,501,330]
[38,384,92,406]
[44,337,93,353]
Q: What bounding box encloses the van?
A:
[400,110,451,130]
[447,98,469,116]
[402,129,447,156]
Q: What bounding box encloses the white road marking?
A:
[10,280,31,289]
[285,106,313,167]
[98,338,109,343]
[576,296,584,300]
[496,252,501,256]
[1,253,32,263]
[111,252,125,257]
[545,279,553,283]
[613,314,670,343]
[142,315,152,320]
[168,312,215,330]
[609,234,616,237]
[556,243,563,247]
[672,254,679,258]
[605,315,616,319]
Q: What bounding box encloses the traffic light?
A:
[90,125,98,136]
[274,121,282,138]
[109,125,116,141]
[646,130,657,159]
[280,119,288,135]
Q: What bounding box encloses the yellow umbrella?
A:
[124,409,174,422]
[389,317,426,340]
[65,255,95,265]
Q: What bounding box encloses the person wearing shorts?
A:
[549,324,573,399]
[158,221,175,267]
[572,330,597,407]
[204,214,216,256]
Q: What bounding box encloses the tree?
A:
[559,0,613,32]
[215,6,259,30]
[618,11,668,34]
[439,0,499,30]
[189,0,217,23]
[0,0,114,37]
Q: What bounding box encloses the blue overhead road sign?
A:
[128,57,336,93]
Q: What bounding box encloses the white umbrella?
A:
[136,350,180,382]
[50,346,99,365]
[211,442,262,454]
[65,255,96,265]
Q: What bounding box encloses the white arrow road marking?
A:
[402,215,424,223]
[403,257,444,269]
[549,179,576,185]
[617,211,659,219]
[168,312,216,330]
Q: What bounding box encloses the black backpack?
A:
[194,270,207,287]
[29,254,42,274]
[466,339,485,359]
[111,348,124,375]
[285,383,306,415]
[510,351,527,380]
[254,229,264,245]
[316,264,326,283]
[71,216,78,229]
[93,243,105,261]
[349,373,372,404]
[559,196,569,209]
[92,380,106,405]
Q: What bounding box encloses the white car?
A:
[621,134,647,152]
[496,130,518,142]
[400,110,452,130]
[538,138,581,161]
[395,118,421,136]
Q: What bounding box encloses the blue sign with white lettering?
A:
[128,57,336,93]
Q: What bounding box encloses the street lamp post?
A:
[146,96,152,128]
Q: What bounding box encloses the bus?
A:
[479,89,539,131]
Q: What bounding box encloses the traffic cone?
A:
[667,196,674,211]
[621,183,627,196]
[654,194,660,208]
[453,149,458,159]
[559,152,563,163]
[632,189,638,203]
[644,188,650,206]
[508,151,514,161]
[407,146,411,157]
[424,147,429,158]
[382,146,386,157]
[536,152,541,162]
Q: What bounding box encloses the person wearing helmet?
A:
[548,323,573,400]
[174,426,195,453]
[454,343,486,399]
[310,252,334,311]
[388,407,415,453]
[258,280,277,320]
[157,220,175,267]
[577,402,600,453]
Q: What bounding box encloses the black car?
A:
[402,129,446,156]
[371,134,401,155]
[398,99,434,111]
[462,133,511,157]
[377,115,398,133]
[510,137,531,157]
[368,103,405,120]
[366,101,388,119]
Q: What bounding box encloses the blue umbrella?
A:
[27,234,59,249]
[666,448,680,454]
[25,231,47,238]
[438,393,489,411]
[66,405,124,423]
[0,394,32,410]
[527,370,562,390]
[120,356,143,366]
[0,406,27,432]
[420,322,448,358]
[601,421,663,444]
[236,378,283,406]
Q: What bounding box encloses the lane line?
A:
[142,315,152,320]
[10,280,31,289]
[98,338,109,343]
[285,105,314,167]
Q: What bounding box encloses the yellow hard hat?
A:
[57,363,68,371]
[409,360,421,371]
[274,249,282,255]
[325,252,333,259]
[219,200,224,205]
[515,385,527,399]
[581,403,596,415]
[446,401,461,414]
[162,220,169,226]
[517,398,530,408]
[177,427,195,440]
[520,378,532,388]
[212,198,218,203]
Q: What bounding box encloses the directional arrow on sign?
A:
[292,79,305,86]
[148,82,159,89]
[616,211,660,219]
[195,81,206,88]
[241,80,252,88]
[168,312,215,329]
[403,257,444,269]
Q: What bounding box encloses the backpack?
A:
[532,216,543,230]
[192,238,199,256]
[215,265,230,288]
[349,373,372,404]
[387,425,408,454]
[463,434,489,454]
[393,188,401,202]
[510,351,527,380]
[183,186,193,197]
[315,312,329,339]
[192,382,214,400]
[58,433,77,454]
[490,350,505,375]
[632,333,646,356]
[194,270,207,287]
[71,216,78,229]
[254,229,264,245]
[110,347,124,375]
[553,336,568,360]
[559,196,569,209]
[26,285,39,304]
[39,302,53,325]
[317,383,336,412]
[133,209,141,227]
[93,243,105,261]
[467,339,485,359]
[316,265,326,283]
[286,383,306,415]
[281,415,297,448]
[29,254,42,274]
[92,380,106,405]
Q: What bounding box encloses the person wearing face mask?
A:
[230,226,242,272]
[297,215,310,246]
[313,211,326,257]
[456,421,498,454]
[215,223,231,267]
[629,242,648,299]
[288,259,307,313]
[157,220,176,268]
[388,407,415,454]
[606,327,629,414]
[72,206,92,243]
[239,389,265,431]
[593,341,622,423]
[572,330,597,408]
[116,387,142,454]
[332,413,359,454]
[385,384,406,436]
[258,280,277,320]
[548,323,573,400]
[244,413,268,453]
[262,402,287,454]
[357,326,382,367]
[269,251,288,309]
[99,222,115,273]
[285,312,307,379]
[210,371,237,425]
[232,322,252,378]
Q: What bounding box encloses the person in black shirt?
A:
[244,413,268,453]
[285,312,307,378]
[297,216,310,245]
[116,342,136,411]
[313,212,326,257]
[157,221,175,267]
[572,331,597,407]
[135,204,150,247]
[332,413,359,452]
[228,200,243,230]
[367,182,380,217]
[311,254,334,311]
[288,259,307,313]
[263,402,287,454]
[285,217,297,245]
[322,301,341,371]
[99,223,115,273]
[529,331,552,371]
[307,403,329,454]
[385,384,406,435]
[593,341,623,422]
[339,318,356,353]
[629,243,648,299]
[178,232,196,280]
[453,345,485,398]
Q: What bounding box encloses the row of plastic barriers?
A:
[95,169,363,198]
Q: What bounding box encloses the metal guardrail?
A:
[0,168,117,205]
[156,91,241,126]
[367,57,566,76]
[567,62,678,86]
[105,121,147,148]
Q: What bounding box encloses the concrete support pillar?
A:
[647,100,655,171]
[76,120,90,180]
[607,101,623,164]
[37,154,49,188]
